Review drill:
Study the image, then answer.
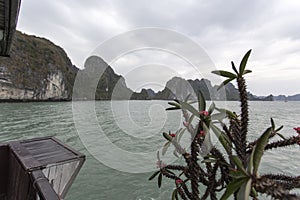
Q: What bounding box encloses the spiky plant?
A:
[149,50,300,200]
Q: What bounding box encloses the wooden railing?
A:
[0,137,85,200]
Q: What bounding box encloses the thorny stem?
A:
[237,76,248,166]
[190,137,200,199]
[253,176,299,200]
[246,136,300,154]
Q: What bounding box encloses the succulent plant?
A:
[149,50,300,200]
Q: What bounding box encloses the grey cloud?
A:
[16,0,300,95]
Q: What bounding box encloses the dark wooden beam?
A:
[0,144,9,198]
[0,0,21,56]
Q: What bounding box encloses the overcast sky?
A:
[17,0,300,96]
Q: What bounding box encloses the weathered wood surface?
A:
[22,137,82,165]
[31,170,60,200]
[0,144,9,199]
[7,148,36,200]
[0,137,85,200]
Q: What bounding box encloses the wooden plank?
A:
[26,181,38,200]
[9,141,43,171]
[42,167,50,180]
[16,166,31,200]
[60,157,85,198]
[2,137,85,199]
[52,164,63,194]
[35,153,77,165]
[59,161,79,196]
[7,151,18,199]
[47,165,57,189]
[0,0,5,29]
[0,144,9,197]
[51,137,85,158]
[6,151,31,200]
[30,170,60,200]
[0,0,21,56]
[21,137,80,165]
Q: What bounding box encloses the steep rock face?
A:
[0,72,67,100]
[165,76,195,100]
[0,84,34,100]
[40,72,68,99]
[152,76,258,101]
[131,88,156,100]
[73,56,134,100]
[0,31,77,101]
[188,78,214,100]
[286,94,300,101]
[273,94,300,101]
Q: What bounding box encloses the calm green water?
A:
[0,101,299,199]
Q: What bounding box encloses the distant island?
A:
[0,31,299,102]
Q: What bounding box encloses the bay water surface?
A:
[0,101,299,199]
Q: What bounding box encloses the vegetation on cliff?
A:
[0,31,78,100]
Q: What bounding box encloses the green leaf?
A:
[270,118,275,129]
[187,100,198,105]
[157,151,160,161]
[239,49,252,76]
[211,70,237,79]
[177,128,186,143]
[231,61,239,75]
[248,143,254,173]
[163,132,173,141]
[158,173,162,188]
[162,142,171,155]
[231,155,248,176]
[251,187,258,198]
[172,189,179,200]
[178,171,184,177]
[165,169,176,175]
[166,107,181,111]
[184,94,191,102]
[220,177,249,200]
[244,179,252,200]
[229,170,249,179]
[252,127,272,175]
[148,171,160,181]
[211,113,227,121]
[276,132,286,140]
[173,150,179,158]
[197,91,206,112]
[237,179,252,200]
[215,107,236,119]
[217,78,235,90]
[208,102,215,114]
[210,124,231,154]
[275,125,284,133]
[188,114,195,124]
[201,158,216,163]
[179,100,200,117]
[243,69,252,75]
[168,102,181,108]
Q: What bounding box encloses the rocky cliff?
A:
[73,56,134,100]
[273,94,300,101]
[0,31,138,101]
[0,31,77,101]
[0,31,297,101]
[152,76,258,101]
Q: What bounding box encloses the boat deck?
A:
[0,137,85,200]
